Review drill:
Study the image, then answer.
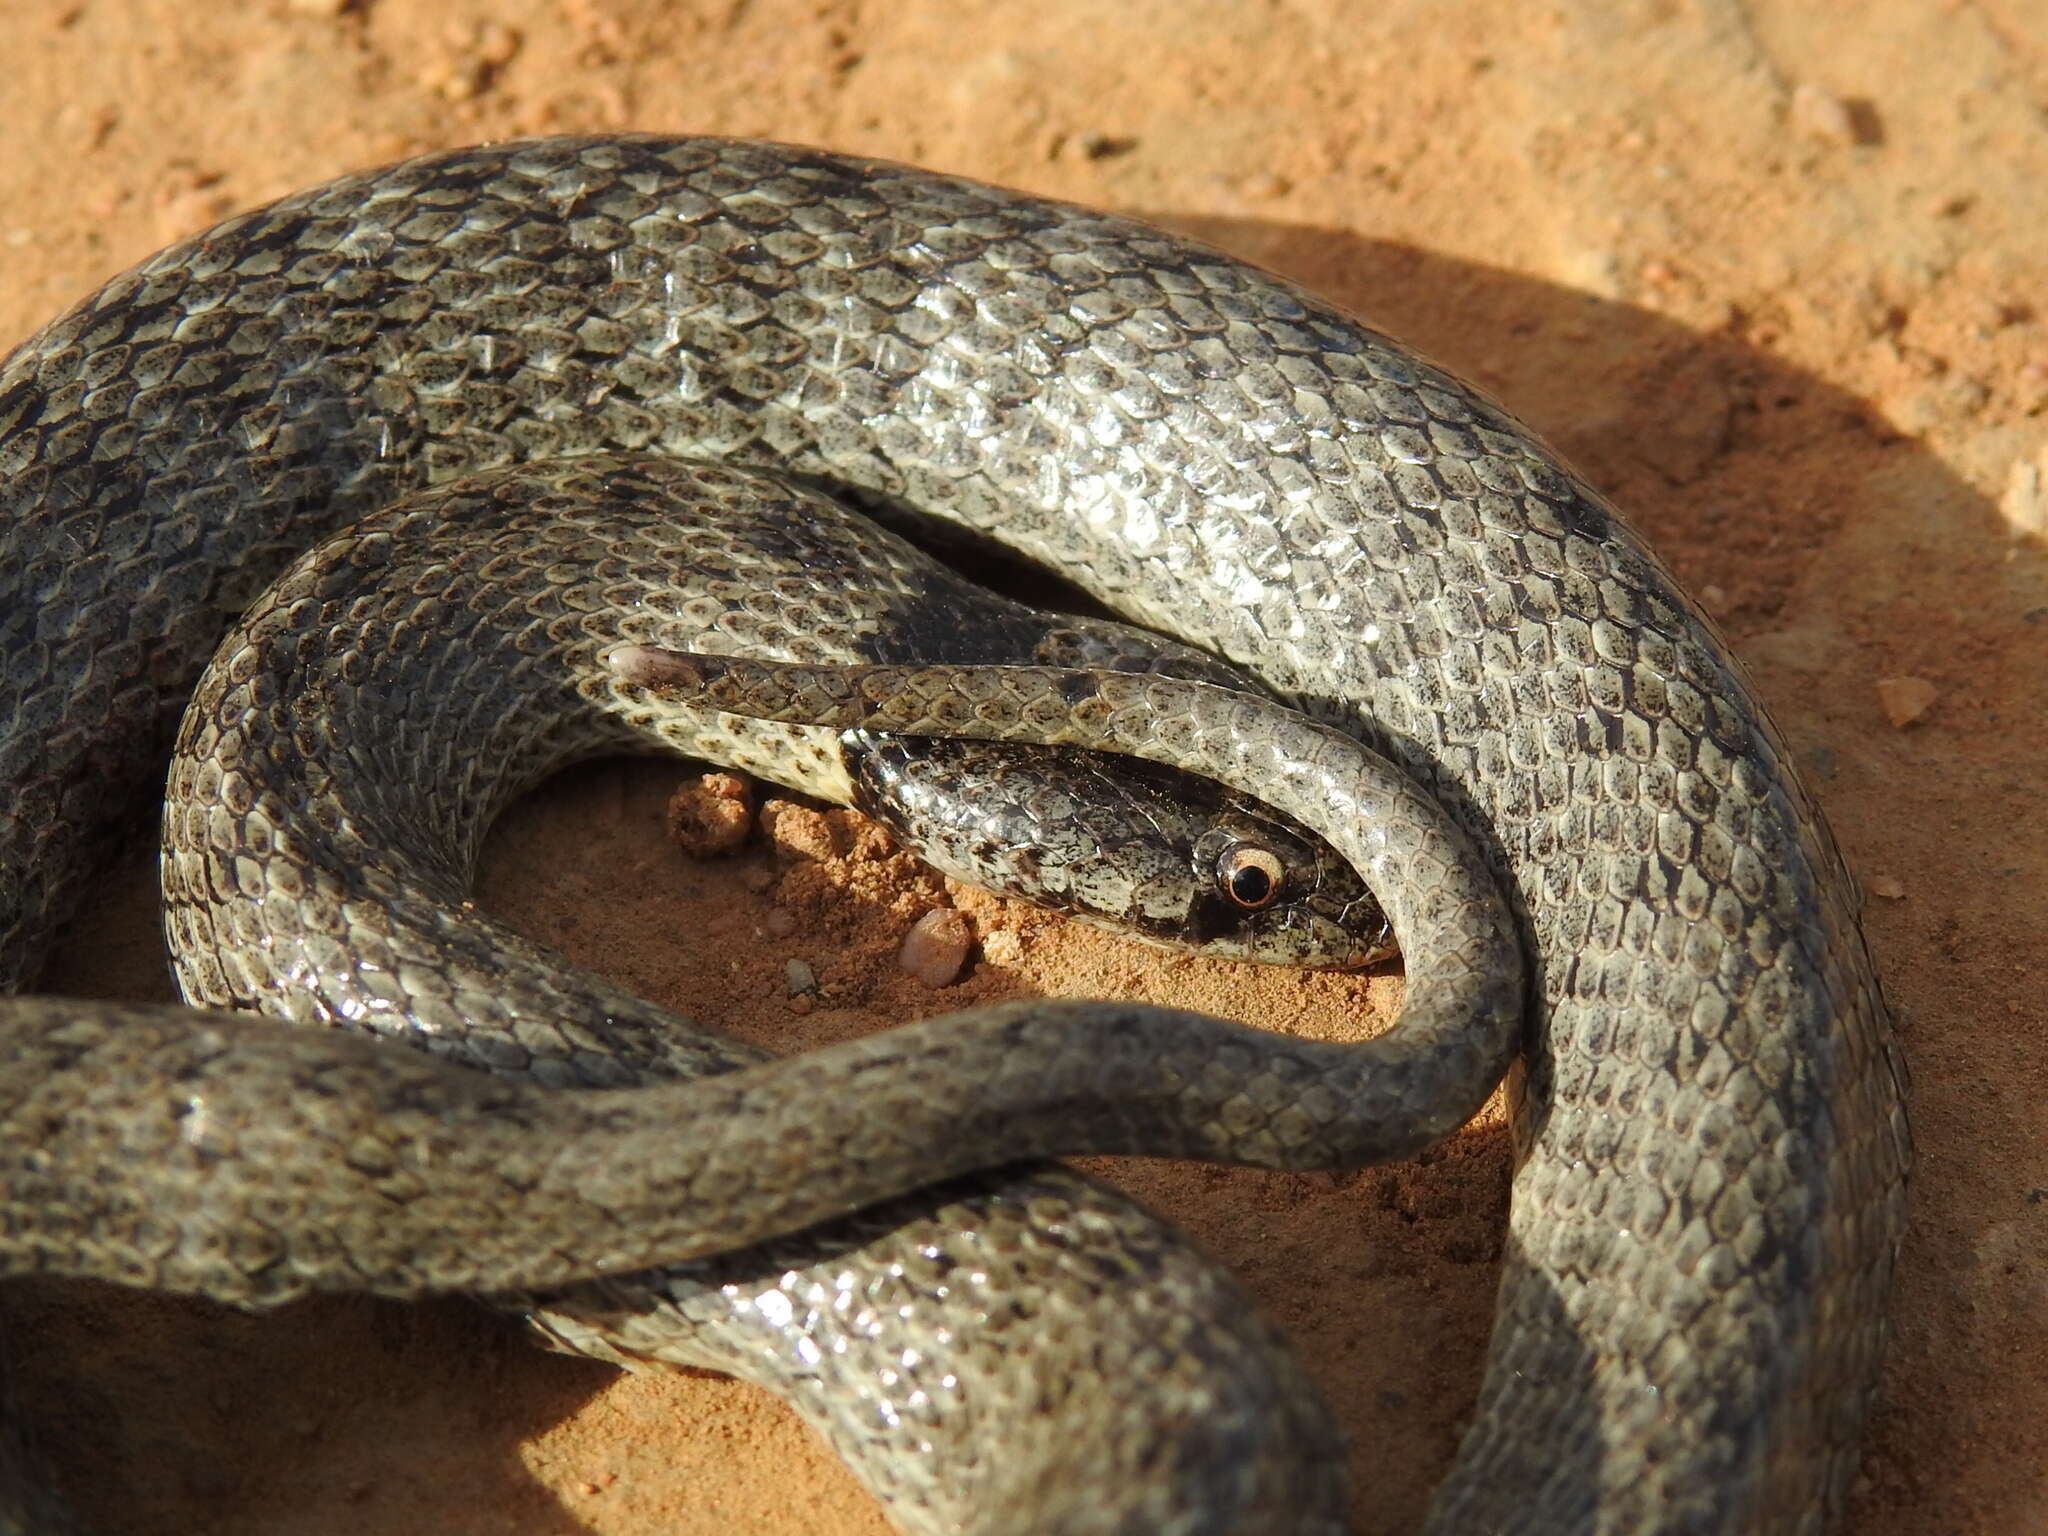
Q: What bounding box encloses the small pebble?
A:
[1789,83,1858,146]
[899,909,973,988]
[760,800,842,861]
[979,928,1024,966]
[784,958,818,996]
[666,772,754,856]
[1874,676,1938,729]
[763,908,799,939]
[1080,132,1137,160]
[2012,361,2048,414]
[419,56,489,102]
[472,19,522,65]
[2001,451,2048,537]
[1867,874,1907,901]
[1237,171,1292,201]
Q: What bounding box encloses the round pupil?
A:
[1229,863,1273,905]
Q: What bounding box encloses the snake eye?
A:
[1216,843,1287,910]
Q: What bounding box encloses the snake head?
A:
[846,733,1397,970]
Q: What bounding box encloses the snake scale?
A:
[0,135,1910,1532]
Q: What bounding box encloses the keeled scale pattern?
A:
[0,136,1910,1531]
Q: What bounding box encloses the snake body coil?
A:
[0,136,1910,1531]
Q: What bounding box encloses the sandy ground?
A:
[1,1,2045,1531]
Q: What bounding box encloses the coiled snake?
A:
[0,136,1910,1532]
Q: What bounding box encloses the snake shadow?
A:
[10,220,2036,1534]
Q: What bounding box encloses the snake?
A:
[0,135,1910,1532]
